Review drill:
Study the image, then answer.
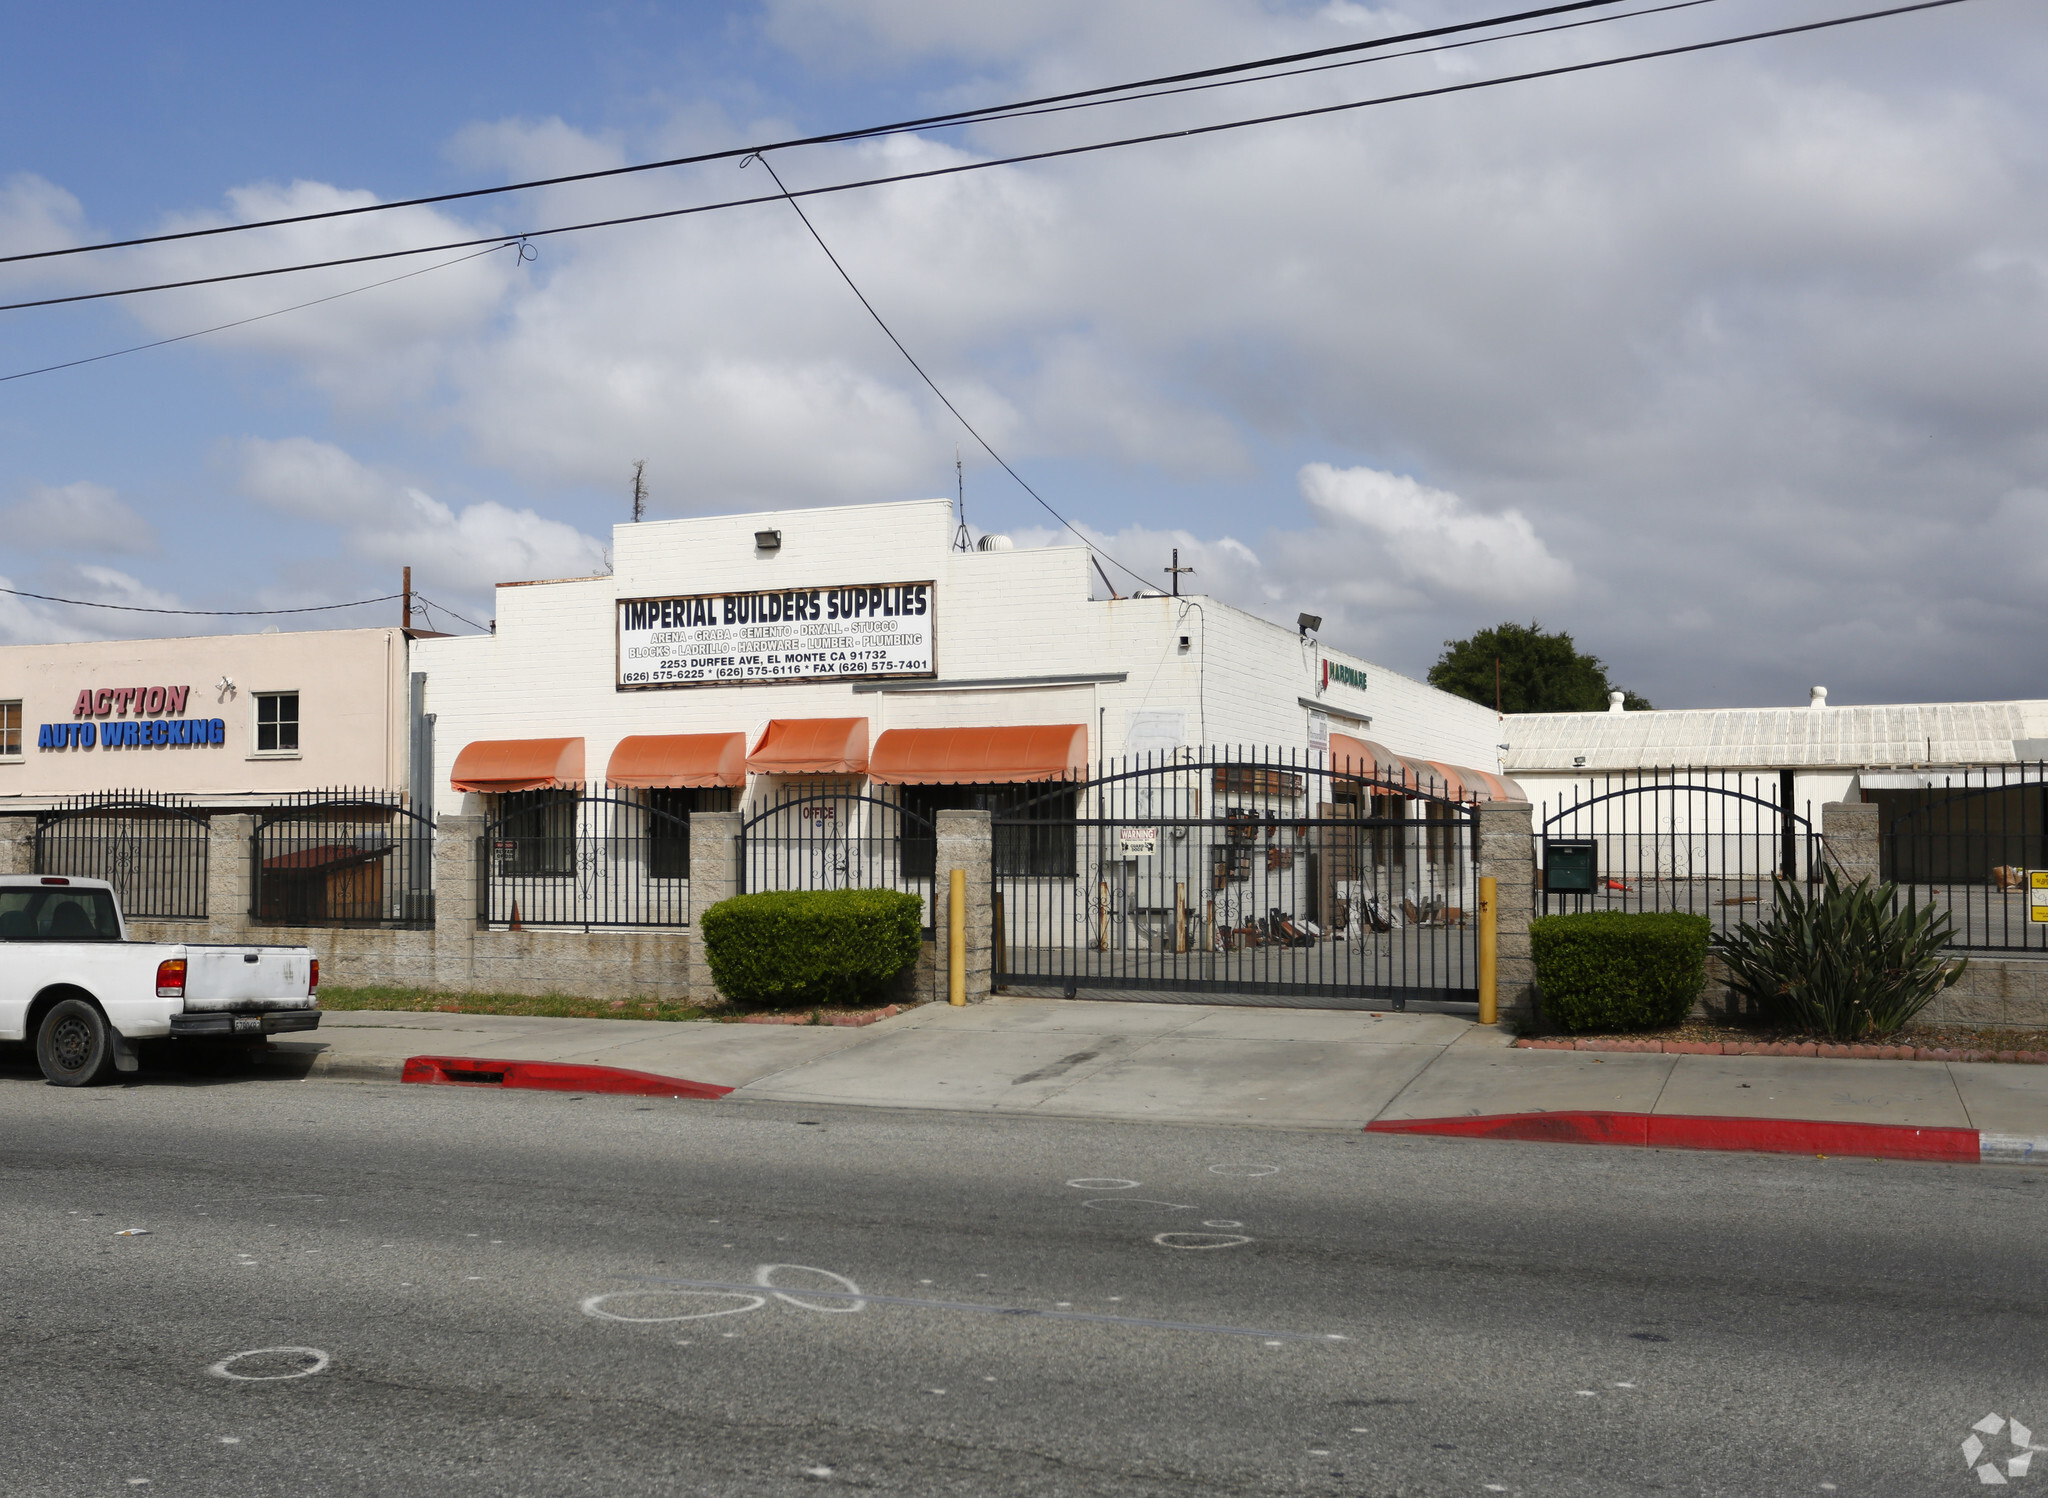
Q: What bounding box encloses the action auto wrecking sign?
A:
[616,582,935,689]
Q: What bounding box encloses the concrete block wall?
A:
[118,812,694,1002]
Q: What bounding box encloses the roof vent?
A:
[975,533,1013,551]
[1809,685,1828,709]
[1607,690,1626,714]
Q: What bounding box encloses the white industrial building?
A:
[414,497,1513,807]
[409,497,1520,943]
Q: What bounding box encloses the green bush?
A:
[1712,864,1966,1040]
[700,888,924,1010]
[1530,911,1711,1033]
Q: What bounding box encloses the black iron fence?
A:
[35,792,210,920]
[251,789,435,929]
[1537,769,1816,934]
[1875,763,2047,952]
[738,788,937,931]
[993,749,1480,1009]
[478,788,703,929]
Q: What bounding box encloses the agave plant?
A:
[1712,863,1967,1041]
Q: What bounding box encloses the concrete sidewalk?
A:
[265,998,2048,1142]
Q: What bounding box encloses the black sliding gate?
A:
[992,753,1479,1010]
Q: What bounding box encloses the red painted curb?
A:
[400,1055,733,1100]
[1366,1110,1980,1163]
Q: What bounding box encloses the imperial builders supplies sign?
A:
[617,582,935,688]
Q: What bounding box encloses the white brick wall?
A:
[413,498,1505,800]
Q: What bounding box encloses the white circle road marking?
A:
[1206,1164,1280,1177]
[1154,1233,1254,1250]
[754,1264,867,1313]
[1201,1220,1245,1229]
[1081,1199,1194,1211]
[581,1291,767,1323]
[1066,1178,1140,1189]
[207,1347,331,1382]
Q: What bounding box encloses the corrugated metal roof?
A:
[1501,701,2048,771]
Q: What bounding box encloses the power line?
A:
[0,0,1649,269]
[414,594,489,633]
[744,153,1153,592]
[0,241,519,385]
[0,0,1974,317]
[0,586,404,616]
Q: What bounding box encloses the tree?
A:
[1427,621,1652,714]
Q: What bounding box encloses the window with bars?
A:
[645,787,734,878]
[898,783,1078,878]
[494,790,577,876]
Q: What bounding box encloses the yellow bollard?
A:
[949,867,967,1007]
[1477,874,1498,1025]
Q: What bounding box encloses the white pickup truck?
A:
[0,874,319,1086]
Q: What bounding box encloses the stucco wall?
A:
[0,627,411,806]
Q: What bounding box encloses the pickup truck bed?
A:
[0,874,319,1085]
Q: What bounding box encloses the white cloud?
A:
[1004,461,1571,671]
[235,437,610,596]
[11,0,2042,706]
[0,482,158,554]
[1296,463,1571,602]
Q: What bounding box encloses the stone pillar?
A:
[1477,800,1537,1027]
[934,809,994,1003]
[1821,800,1879,885]
[0,815,36,875]
[432,814,482,987]
[206,814,257,942]
[685,811,742,1005]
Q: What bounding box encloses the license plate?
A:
[233,1017,263,1034]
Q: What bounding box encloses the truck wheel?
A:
[36,999,117,1087]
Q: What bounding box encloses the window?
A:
[646,788,734,879]
[254,692,300,754]
[495,790,578,876]
[0,887,122,941]
[0,701,18,759]
[899,783,1077,878]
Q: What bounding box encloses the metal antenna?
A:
[1164,547,1196,597]
[953,446,971,552]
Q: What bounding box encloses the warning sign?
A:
[2031,869,2048,923]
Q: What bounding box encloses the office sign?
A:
[617,582,936,689]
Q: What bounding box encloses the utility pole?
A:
[630,460,647,523]
[402,566,412,631]
[1164,547,1195,597]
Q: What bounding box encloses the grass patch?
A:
[317,985,707,1023]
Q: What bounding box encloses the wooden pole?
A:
[1174,881,1187,954]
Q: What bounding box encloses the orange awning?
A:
[748,717,869,776]
[869,724,1088,786]
[606,732,746,789]
[1328,733,1522,802]
[450,737,585,793]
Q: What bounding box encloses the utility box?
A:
[1545,838,1597,895]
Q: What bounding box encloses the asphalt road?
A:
[1,1058,2042,1498]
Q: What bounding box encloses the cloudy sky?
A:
[2,0,2040,708]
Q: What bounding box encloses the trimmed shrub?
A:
[1712,864,1966,1040]
[700,888,924,1010]
[1530,911,1711,1033]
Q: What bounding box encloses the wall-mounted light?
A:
[1177,635,1190,652]
[755,529,782,551]
[1297,612,1322,638]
